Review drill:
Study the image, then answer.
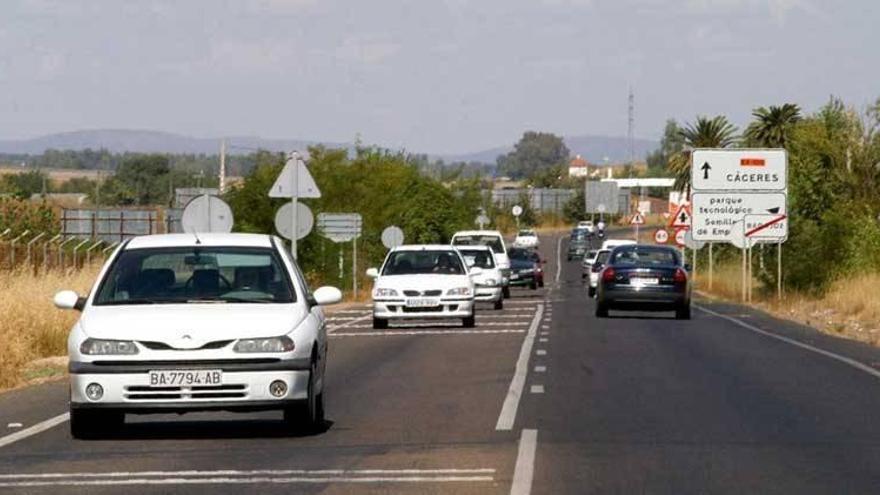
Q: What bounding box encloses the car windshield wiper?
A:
[98,298,177,305]
[186,297,275,304]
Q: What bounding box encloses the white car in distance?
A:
[367,245,478,329]
[577,220,595,234]
[53,233,343,439]
[456,245,504,310]
[513,229,540,249]
[450,230,511,298]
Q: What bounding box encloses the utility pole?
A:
[219,139,227,194]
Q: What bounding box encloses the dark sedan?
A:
[595,245,691,319]
[508,248,541,290]
[567,238,589,261]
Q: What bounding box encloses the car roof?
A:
[390,244,460,252]
[124,233,274,250]
[452,230,503,237]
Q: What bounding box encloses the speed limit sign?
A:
[675,228,688,247]
[653,228,669,244]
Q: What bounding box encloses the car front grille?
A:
[402,289,443,297]
[124,384,248,401]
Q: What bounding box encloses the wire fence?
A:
[0,227,120,272]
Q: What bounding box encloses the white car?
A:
[601,239,637,251]
[587,249,611,298]
[456,245,504,310]
[451,230,511,298]
[513,229,539,249]
[577,221,595,233]
[581,249,600,279]
[53,233,342,439]
[367,245,478,329]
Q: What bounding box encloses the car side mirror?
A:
[469,267,483,276]
[54,290,86,311]
[366,268,379,279]
[313,286,343,306]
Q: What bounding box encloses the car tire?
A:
[372,317,388,330]
[493,299,503,310]
[595,302,609,318]
[530,281,538,290]
[70,409,123,440]
[462,311,476,328]
[502,286,510,299]
[587,287,595,298]
[538,280,544,288]
[676,304,691,320]
[284,358,324,433]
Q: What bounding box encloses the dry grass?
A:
[0,265,101,391]
[700,264,880,347]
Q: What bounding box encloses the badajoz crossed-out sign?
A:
[690,149,789,244]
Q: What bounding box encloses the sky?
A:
[1,0,877,154]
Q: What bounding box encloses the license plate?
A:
[630,278,659,286]
[510,273,520,280]
[148,370,222,387]
[406,298,440,308]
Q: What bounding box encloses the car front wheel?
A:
[502,286,510,299]
[372,317,388,329]
[284,359,324,432]
[462,311,476,328]
[493,299,503,310]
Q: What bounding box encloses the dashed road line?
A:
[555,236,563,284]
[495,304,544,431]
[510,429,538,495]
[529,385,544,394]
[535,349,546,356]
[534,366,546,373]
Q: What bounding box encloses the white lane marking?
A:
[0,413,69,449]
[529,385,544,394]
[6,423,22,429]
[478,315,537,319]
[331,329,526,337]
[535,349,546,356]
[510,429,538,495]
[534,366,546,373]
[0,468,496,479]
[541,325,550,330]
[539,331,549,336]
[696,305,880,380]
[555,236,563,284]
[502,300,543,305]
[538,338,548,343]
[495,304,544,431]
[0,476,494,488]
[327,314,372,333]
[336,321,529,330]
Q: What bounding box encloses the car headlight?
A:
[233,336,295,353]
[484,278,498,286]
[373,288,398,298]
[520,268,534,274]
[80,338,139,355]
[446,287,472,296]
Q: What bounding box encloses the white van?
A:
[451,230,511,298]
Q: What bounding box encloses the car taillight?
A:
[602,267,616,282]
[674,268,687,283]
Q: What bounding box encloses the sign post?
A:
[630,212,645,242]
[269,151,321,258]
[512,205,523,230]
[317,213,363,298]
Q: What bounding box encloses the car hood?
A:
[471,268,503,284]
[80,304,307,348]
[376,274,473,292]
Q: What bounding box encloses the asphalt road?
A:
[2,233,880,494]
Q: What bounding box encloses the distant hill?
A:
[0,129,348,156]
[444,135,658,165]
[0,129,657,165]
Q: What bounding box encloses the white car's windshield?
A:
[382,250,466,276]
[93,247,294,305]
[458,249,496,269]
[452,235,504,253]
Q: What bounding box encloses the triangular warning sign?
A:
[669,204,691,228]
[630,212,645,225]
[269,156,322,199]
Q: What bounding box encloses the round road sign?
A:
[381,226,405,249]
[274,202,314,240]
[181,194,234,234]
[683,230,706,250]
[674,228,687,247]
[512,205,523,217]
[654,228,669,244]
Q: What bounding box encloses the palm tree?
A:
[667,115,739,193]
[744,103,802,148]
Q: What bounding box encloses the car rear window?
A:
[452,235,504,254]
[610,246,680,267]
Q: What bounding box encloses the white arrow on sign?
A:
[269,156,321,198]
[669,204,691,229]
[691,149,787,192]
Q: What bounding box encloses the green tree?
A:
[667,116,739,193]
[744,104,802,148]
[646,119,684,174]
[0,170,49,199]
[497,131,570,180]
